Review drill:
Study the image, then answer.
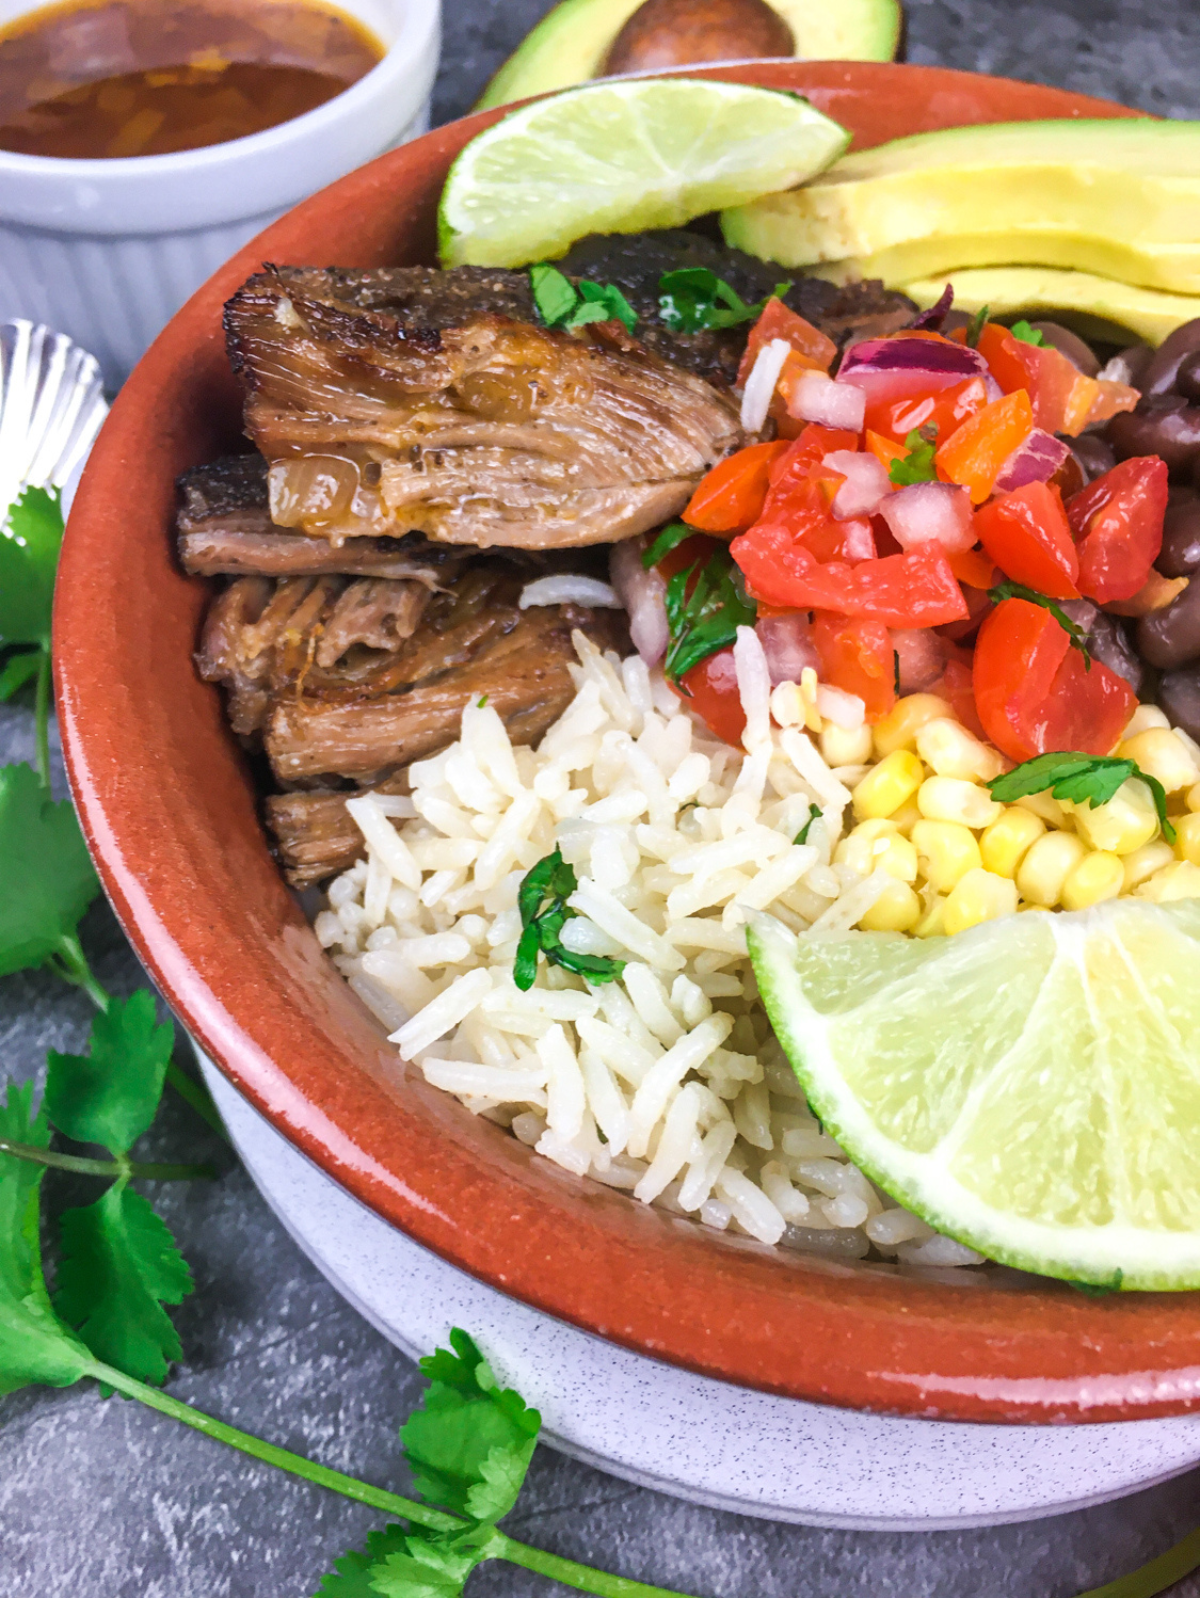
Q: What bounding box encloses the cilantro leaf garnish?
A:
[0,649,42,702]
[0,762,99,978]
[46,991,174,1155]
[371,1538,484,1597]
[1010,319,1046,346]
[888,426,939,486]
[54,1183,192,1386]
[988,580,1092,669]
[988,753,1175,843]
[529,263,636,334]
[316,1524,413,1597]
[513,847,624,990]
[664,544,757,686]
[966,303,990,348]
[642,521,694,570]
[794,806,817,845]
[657,267,791,335]
[0,485,64,650]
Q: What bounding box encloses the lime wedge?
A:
[439,78,850,268]
[748,899,1200,1289]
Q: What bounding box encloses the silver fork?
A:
[0,320,108,525]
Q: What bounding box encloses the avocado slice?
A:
[475,0,901,112]
[721,119,1200,295]
[900,267,1200,348]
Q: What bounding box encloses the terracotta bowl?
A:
[56,61,1200,1426]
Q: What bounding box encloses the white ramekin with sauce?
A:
[0,0,440,388]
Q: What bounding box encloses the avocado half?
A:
[475,0,902,112]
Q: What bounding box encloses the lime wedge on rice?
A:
[439,78,850,268]
[747,898,1200,1290]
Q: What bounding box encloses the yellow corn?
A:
[1069,778,1159,855]
[911,819,982,893]
[1061,850,1125,911]
[943,868,1019,934]
[1016,831,1088,907]
[915,717,1005,783]
[917,776,1002,830]
[852,749,924,820]
[872,694,952,757]
[887,803,922,836]
[1122,839,1176,892]
[1015,790,1072,828]
[980,807,1046,878]
[1136,860,1200,902]
[1123,704,1170,738]
[835,820,919,883]
[1174,812,1200,865]
[1118,729,1200,794]
[1187,782,1200,814]
[913,893,947,938]
[858,878,922,932]
[820,720,874,767]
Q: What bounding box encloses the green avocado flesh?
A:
[475,0,901,112]
[721,118,1200,295]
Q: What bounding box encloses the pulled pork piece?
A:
[177,454,468,583]
[265,773,410,888]
[315,579,428,668]
[223,264,743,550]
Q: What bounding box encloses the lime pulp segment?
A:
[748,899,1200,1289]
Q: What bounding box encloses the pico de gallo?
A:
[645,292,1172,765]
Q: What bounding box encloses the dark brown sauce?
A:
[0,0,383,158]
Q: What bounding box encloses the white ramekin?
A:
[0,0,440,387]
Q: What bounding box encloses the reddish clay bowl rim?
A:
[55,61,1200,1426]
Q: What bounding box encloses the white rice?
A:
[314,632,983,1268]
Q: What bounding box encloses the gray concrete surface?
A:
[4,2,1200,1592]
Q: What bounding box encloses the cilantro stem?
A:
[161,1061,228,1142]
[87,1363,702,1598]
[0,1139,217,1181]
[33,645,51,790]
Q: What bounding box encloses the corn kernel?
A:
[1123,704,1170,738]
[911,819,982,893]
[1118,728,1200,794]
[835,820,919,884]
[1136,860,1200,903]
[872,694,952,757]
[1060,850,1125,911]
[821,720,873,766]
[1069,778,1159,855]
[943,868,1019,935]
[852,749,924,819]
[915,717,1005,783]
[1122,839,1175,892]
[980,807,1046,878]
[858,878,922,932]
[1187,783,1200,814]
[1016,831,1088,907]
[1015,790,1072,828]
[1174,812,1200,865]
[888,803,922,836]
[913,894,947,937]
[917,776,1002,830]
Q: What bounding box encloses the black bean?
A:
[1141,318,1200,396]
[1085,612,1153,698]
[1066,433,1116,482]
[1108,394,1200,476]
[1028,321,1100,377]
[1136,577,1200,669]
[1178,351,1200,402]
[1156,489,1200,577]
[1157,666,1200,744]
[1113,344,1155,389]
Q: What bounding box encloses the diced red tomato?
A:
[812,613,895,722]
[683,442,789,534]
[674,645,747,745]
[946,546,997,589]
[1065,456,1169,604]
[768,424,860,482]
[976,322,1136,438]
[868,375,989,447]
[936,389,1035,504]
[974,480,1080,599]
[730,526,969,627]
[972,597,1136,762]
[803,516,877,563]
[976,323,1041,401]
[737,297,837,385]
[840,367,968,444]
[753,427,865,555]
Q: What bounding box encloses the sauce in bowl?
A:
[0,0,383,158]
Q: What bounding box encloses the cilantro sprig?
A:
[657,267,791,335]
[889,425,940,486]
[665,544,757,687]
[642,521,694,570]
[1,486,65,786]
[514,847,625,990]
[1010,319,1046,346]
[988,753,1175,844]
[530,263,637,334]
[988,579,1092,669]
[966,303,990,348]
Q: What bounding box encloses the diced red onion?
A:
[993,428,1071,492]
[740,338,791,432]
[892,627,947,694]
[756,611,820,685]
[823,449,890,519]
[519,575,621,609]
[786,371,865,431]
[610,539,668,664]
[879,481,976,553]
[836,517,877,561]
[908,284,954,331]
[839,336,989,381]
